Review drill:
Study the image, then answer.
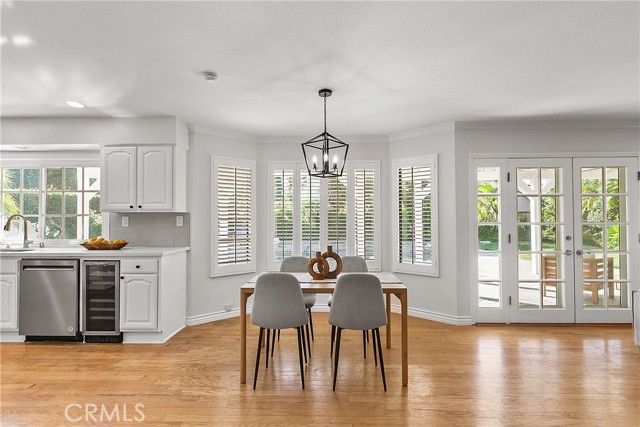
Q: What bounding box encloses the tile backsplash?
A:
[108,213,190,247]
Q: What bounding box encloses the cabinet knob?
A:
[138,205,142,208]
[130,205,134,209]
[120,276,124,279]
[136,265,140,269]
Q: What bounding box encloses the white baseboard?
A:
[187,307,244,326]
[186,304,474,327]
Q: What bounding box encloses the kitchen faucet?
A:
[3,214,34,248]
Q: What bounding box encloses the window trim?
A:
[268,161,380,272]
[392,154,439,276]
[210,156,256,278]
[0,154,106,244]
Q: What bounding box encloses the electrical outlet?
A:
[176,215,184,227]
[224,304,233,311]
[121,216,129,227]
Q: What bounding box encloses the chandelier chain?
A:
[324,96,327,134]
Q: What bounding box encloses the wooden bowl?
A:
[81,242,128,250]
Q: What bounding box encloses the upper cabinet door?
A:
[137,147,173,211]
[101,147,137,211]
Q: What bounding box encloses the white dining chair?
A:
[329,273,387,391]
[280,256,314,361]
[251,273,309,389]
[328,256,368,357]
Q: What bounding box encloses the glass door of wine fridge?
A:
[82,261,120,337]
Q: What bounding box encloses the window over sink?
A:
[1,166,102,242]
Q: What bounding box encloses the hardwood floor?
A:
[1,313,638,426]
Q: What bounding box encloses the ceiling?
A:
[1,1,638,137]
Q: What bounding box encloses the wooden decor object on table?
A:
[307,251,329,280]
[321,245,343,279]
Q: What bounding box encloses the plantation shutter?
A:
[212,157,255,276]
[272,169,294,262]
[394,155,438,276]
[327,174,348,255]
[300,170,321,258]
[354,168,376,261]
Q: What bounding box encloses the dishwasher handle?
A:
[22,265,76,271]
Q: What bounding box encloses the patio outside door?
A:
[477,157,639,323]
[507,159,575,323]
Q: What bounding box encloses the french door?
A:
[475,157,639,323]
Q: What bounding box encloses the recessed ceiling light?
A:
[11,35,32,46]
[203,71,220,83]
[64,101,86,109]
[0,36,7,45]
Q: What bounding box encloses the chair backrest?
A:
[251,273,309,329]
[280,256,309,273]
[341,256,368,272]
[542,255,557,279]
[329,273,386,330]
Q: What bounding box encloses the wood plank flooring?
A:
[1,313,639,426]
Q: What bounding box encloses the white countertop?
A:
[0,246,189,258]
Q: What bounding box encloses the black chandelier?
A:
[301,89,349,178]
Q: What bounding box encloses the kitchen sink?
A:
[0,248,37,252]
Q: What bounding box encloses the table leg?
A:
[386,292,392,349]
[240,290,247,384]
[400,290,408,387]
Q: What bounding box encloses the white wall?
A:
[1,117,188,148]
[454,122,640,321]
[387,125,462,322]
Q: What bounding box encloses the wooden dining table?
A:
[240,272,409,386]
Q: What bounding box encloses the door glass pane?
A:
[477,196,498,222]
[542,282,562,308]
[479,282,500,308]
[541,168,558,194]
[478,225,499,250]
[609,282,628,308]
[606,225,626,251]
[605,196,622,222]
[478,253,500,280]
[517,168,538,193]
[541,225,562,251]
[606,167,624,193]
[581,196,603,221]
[541,196,561,222]
[519,282,540,308]
[518,253,540,280]
[607,254,628,280]
[582,225,603,250]
[542,254,563,280]
[517,225,540,251]
[583,282,604,308]
[477,167,499,193]
[582,167,603,193]
[583,254,605,280]
[517,196,538,222]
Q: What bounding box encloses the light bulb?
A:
[324,153,328,162]
[333,155,338,164]
[312,155,317,163]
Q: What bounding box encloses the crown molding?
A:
[258,134,389,144]
[455,119,640,130]
[388,122,455,142]
[187,123,260,143]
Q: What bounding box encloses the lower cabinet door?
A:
[120,274,158,331]
[0,275,18,331]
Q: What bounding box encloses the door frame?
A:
[470,153,640,324]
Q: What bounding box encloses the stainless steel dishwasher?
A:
[19,259,81,340]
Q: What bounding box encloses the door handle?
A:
[564,250,573,256]
[576,249,584,256]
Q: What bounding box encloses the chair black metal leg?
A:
[333,327,342,391]
[302,324,308,364]
[305,321,312,358]
[330,325,336,357]
[271,329,276,358]
[265,329,271,368]
[253,327,264,390]
[277,329,280,341]
[375,328,386,392]
[296,327,305,389]
[372,329,378,366]
[363,330,367,358]
[308,308,315,341]
[366,330,370,343]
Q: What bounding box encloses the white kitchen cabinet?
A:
[101,146,180,212]
[101,147,137,211]
[0,259,18,331]
[120,274,158,331]
[0,275,18,331]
